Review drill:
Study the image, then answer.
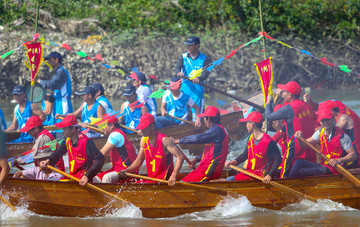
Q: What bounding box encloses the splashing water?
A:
[102,203,143,219]
[0,203,31,224]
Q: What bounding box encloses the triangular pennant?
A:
[110,61,119,66]
[76,51,88,57]
[300,50,313,57]
[189,68,203,80]
[339,65,352,73]
[217,99,227,107]
[0,49,15,59]
[94,54,104,61]
[87,56,96,62]
[102,64,111,68]
[219,109,230,115]
[32,33,40,41]
[90,116,102,125]
[320,58,335,67]
[128,100,139,109]
[225,50,237,59]
[117,69,126,75]
[148,75,159,80]
[81,128,90,135]
[61,43,72,50]
[135,101,145,108]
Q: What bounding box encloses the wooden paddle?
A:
[0,195,17,212]
[47,165,129,204]
[196,80,265,112]
[298,137,360,187]
[125,172,229,196]
[229,165,317,202]
[165,114,195,125]
[57,116,104,135]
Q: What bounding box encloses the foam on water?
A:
[174,195,255,221]
[101,203,143,219]
[278,199,356,215]
[0,203,32,224]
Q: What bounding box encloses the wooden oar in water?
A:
[125,172,230,196]
[229,165,317,202]
[298,137,360,187]
[47,165,129,204]
[0,195,17,212]
[165,114,195,125]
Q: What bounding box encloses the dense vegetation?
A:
[1,0,359,41]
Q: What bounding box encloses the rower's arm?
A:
[0,158,10,185]
[266,141,282,178]
[84,140,105,179]
[124,137,145,173]
[43,98,54,116]
[31,103,46,121]
[336,114,352,130]
[5,109,18,131]
[97,104,105,119]
[48,140,68,166]
[295,130,317,148]
[234,147,249,166]
[101,132,124,157]
[163,137,184,186]
[198,55,212,81]
[189,98,201,125]
[179,125,221,144]
[39,68,67,90]
[118,103,125,124]
[72,103,84,119]
[174,55,184,76]
[265,103,293,121]
[160,102,167,116]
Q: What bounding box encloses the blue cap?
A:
[183,36,200,45]
[44,51,63,63]
[92,83,104,92]
[122,84,136,96]
[75,86,95,97]
[12,85,25,95]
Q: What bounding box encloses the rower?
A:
[225,112,282,183]
[172,106,228,182]
[265,81,316,178]
[39,115,105,186]
[155,76,201,129]
[38,51,73,124]
[319,100,360,167]
[92,83,114,113]
[0,107,7,130]
[56,86,105,138]
[6,85,46,143]
[119,113,184,186]
[93,115,137,184]
[289,109,357,177]
[174,36,212,119]
[130,72,157,117]
[14,116,65,171]
[119,84,148,133]
[0,127,10,185]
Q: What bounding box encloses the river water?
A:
[0,88,360,226]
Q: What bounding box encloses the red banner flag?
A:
[25,42,43,85]
[255,57,274,104]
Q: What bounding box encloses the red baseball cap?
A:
[317,110,333,122]
[55,115,79,128]
[197,106,220,118]
[277,81,302,95]
[107,115,119,124]
[322,100,338,110]
[136,113,155,130]
[239,111,263,123]
[20,116,43,132]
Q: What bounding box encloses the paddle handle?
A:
[298,137,360,188]
[125,172,228,195]
[119,124,138,133]
[0,195,17,212]
[165,114,194,125]
[47,165,129,204]
[229,165,317,202]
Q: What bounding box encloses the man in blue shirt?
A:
[155,76,201,129]
[37,52,73,124]
[174,36,212,120]
[92,83,113,113]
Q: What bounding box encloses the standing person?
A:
[39,115,105,186]
[155,76,201,129]
[56,86,105,138]
[6,85,46,143]
[265,81,316,178]
[0,107,7,130]
[119,113,184,186]
[289,110,357,177]
[14,116,65,171]
[172,106,228,182]
[174,36,212,119]
[119,85,148,133]
[0,127,10,185]
[225,112,282,183]
[271,104,287,158]
[37,51,73,124]
[92,83,113,113]
[130,72,157,117]
[93,115,137,183]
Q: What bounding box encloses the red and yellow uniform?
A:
[143,132,174,181]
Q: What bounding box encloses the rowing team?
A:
[2,80,359,187]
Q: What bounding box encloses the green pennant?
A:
[339,65,352,73]
[0,49,15,59]
[76,51,88,57]
[117,69,126,75]
[251,36,262,43]
[110,61,119,66]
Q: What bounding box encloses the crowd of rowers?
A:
[1,79,359,187]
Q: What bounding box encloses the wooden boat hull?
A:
[6,111,246,157]
[2,172,360,218]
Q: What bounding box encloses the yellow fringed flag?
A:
[254,57,274,105]
[189,68,203,80]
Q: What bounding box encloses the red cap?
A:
[19,116,43,132]
[55,115,78,128]
[197,106,220,118]
[323,100,337,110]
[273,104,284,112]
[136,113,155,130]
[277,81,302,95]
[107,115,119,124]
[317,110,333,122]
[239,111,263,123]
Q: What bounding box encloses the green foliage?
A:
[1,0,359,41]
